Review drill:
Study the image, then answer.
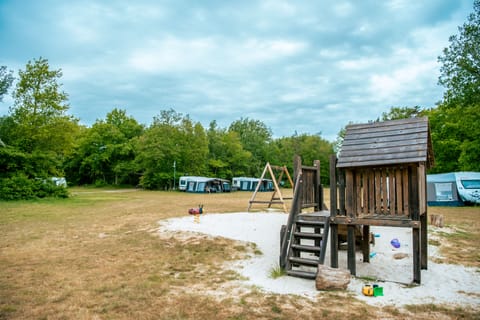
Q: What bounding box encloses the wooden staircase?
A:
[284,212,330,279]
[279,156,329,279]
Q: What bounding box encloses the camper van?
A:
[455,172,480,205]
[178,176,199,191]
[427,172,480,206]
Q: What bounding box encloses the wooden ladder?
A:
[279,156,329,279]
[283,212,330,279]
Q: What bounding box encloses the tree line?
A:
[0,1,479,200]
[0,58,333,199]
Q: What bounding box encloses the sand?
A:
[158,212,480,308]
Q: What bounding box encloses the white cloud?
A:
[333,2,354,17]
[0,0,473,140]
[128,37,307,73]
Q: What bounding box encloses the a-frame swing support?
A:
[247,162,294,213]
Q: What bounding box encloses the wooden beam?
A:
[330,216,420,228]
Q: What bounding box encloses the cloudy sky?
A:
[0,0,474,141]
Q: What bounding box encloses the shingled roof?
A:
[337,117,434,168]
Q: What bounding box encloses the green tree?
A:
[438,0,480,105]
[9,57,78,156]
[432,1,480,172]
[272,133,333,185]
[0,65,14,102]
[380,106,426,121]
[65,109,143,185]
[229,118,272,176]
[135,109,208,189]
[0,58,75,199]
[207,120,252,178]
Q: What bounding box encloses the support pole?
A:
[329,155,338,268]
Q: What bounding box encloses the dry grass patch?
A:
[0,187,479,319]
[428,206,480,267]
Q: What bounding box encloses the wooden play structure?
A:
[280,117,433,284]
[279,156,329,279]
[248,162,294,213]
[329,117,434,284]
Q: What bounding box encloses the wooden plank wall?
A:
[342,165,421,219]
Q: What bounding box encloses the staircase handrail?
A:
[279,171,303,268]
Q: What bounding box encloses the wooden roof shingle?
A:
[337,117,434,168]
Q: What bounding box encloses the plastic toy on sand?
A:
[390,238,401,249]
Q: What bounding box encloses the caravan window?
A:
[460,180,480,189]
[434,183,453,201]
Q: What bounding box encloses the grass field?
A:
[0,187,479,319]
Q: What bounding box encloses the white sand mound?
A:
[159,212,480,308]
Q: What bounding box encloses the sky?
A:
[0,0,474,141]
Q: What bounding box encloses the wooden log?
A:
[315,265,351,290]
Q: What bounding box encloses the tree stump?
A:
[430,214,444,227]
[315,265,351,291]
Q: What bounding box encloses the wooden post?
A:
[345,169,357,275]
[421,212,428,270]
[314,159,321,211]
[362,225,370,263]
[413,227,421,283]
[419,164,428,270]
[410,165,421,283]
[329,155,338,269]
[347,225,356,276]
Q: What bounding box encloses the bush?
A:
[0,174,69,200]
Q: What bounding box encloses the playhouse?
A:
[279,117,434,284]
[330,117,434,283]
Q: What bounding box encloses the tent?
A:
[231,177,273,191]
[427,172,480,206]
[179,176,231,193]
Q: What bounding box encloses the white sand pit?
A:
[158,212,480,308]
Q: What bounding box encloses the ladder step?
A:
[293,231,323,240]
[286,270,317,279]
[289,256,320,266]
[295,219,327,226]
[291,244,321,253]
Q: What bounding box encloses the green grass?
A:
[268,264,286,279]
